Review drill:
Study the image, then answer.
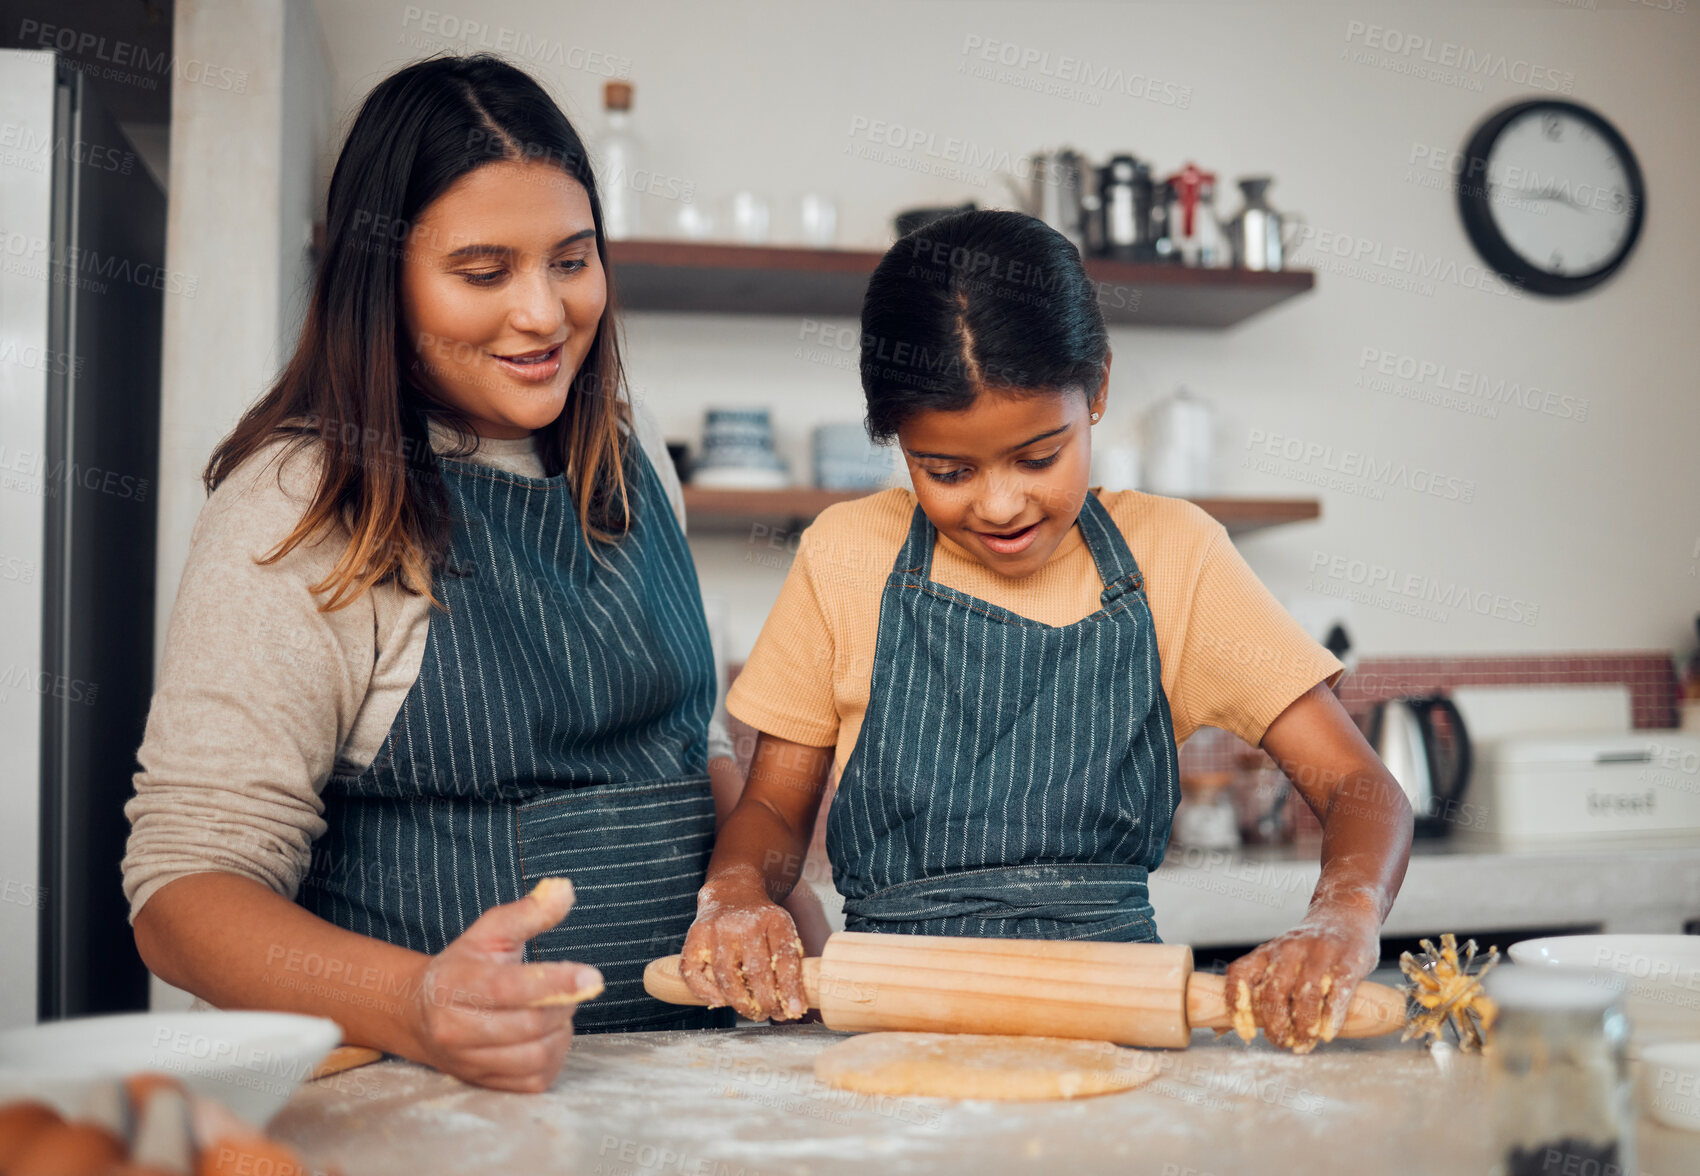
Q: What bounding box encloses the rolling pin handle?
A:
[642,955,823,1011]
[1186,972,1409,1039]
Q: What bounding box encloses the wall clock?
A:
[1457,100,1645,297]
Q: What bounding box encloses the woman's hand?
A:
[681,881,808,1023]
[404,877,603,1093]
[1223,898,1381,1053]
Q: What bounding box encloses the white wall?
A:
[280,0,335,351]
[150,0,333,1012]
[155,0,334,669]
[299,0,1700,662]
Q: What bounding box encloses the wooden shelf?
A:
[608,240,1313,329]
[683,487,1318,537]
[684,486,869,525]
[1185,497,1322,535]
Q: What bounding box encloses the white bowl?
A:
[1508,935,1700,1052]
[689,464,790,490]
[0,1010,342,1126]
[1639,1042,1700,1132]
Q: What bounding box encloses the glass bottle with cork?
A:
[598,80,642,240]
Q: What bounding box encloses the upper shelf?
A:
[683,487,1320,538]
[607,240,1315,329]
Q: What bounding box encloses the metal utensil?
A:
[1220,176,1304,271]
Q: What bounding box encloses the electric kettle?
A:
[1363,695,1473,838]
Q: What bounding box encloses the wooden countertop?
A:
[268,1024,1695,1174]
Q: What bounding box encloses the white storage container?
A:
[1463,732,1700,844]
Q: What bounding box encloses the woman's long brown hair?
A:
[205,55,633,611]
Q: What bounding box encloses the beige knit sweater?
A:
[121,406,732,924]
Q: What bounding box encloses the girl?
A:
[122,55,821,1094]
[683,210,1413,1051]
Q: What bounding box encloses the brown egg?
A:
[8,1120,126,1176]
[195,1134,310,1176]
[0,1101,64,1167]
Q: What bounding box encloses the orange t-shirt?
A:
[728,487,1345,779]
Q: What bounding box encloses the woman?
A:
[122,55,822,1094]
[683,210,1413,1051]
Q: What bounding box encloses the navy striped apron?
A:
[825,492,1182,943]
[299,441,731,1033]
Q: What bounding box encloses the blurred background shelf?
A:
[608,240,1315,328]
[683,488,1319,536]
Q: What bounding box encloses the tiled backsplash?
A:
[1336,651,1681,730]
[1182,649,1681,836]
[727,650,1682,853]
[1185,648,1679,767]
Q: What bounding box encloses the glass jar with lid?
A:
[1486,967,1634,1176]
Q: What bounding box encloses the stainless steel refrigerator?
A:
[0,49,162,1027]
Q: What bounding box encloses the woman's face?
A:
[898,368,1109,580]
[399,159,606,439]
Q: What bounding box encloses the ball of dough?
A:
[813,1033,1162,1101]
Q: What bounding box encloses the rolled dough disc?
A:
[813,1032,1162,1101]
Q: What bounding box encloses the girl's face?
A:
[399,159,606,439]
[898,368,1109,579]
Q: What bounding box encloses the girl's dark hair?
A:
[859,209,1108,443]
[205,54,632,611]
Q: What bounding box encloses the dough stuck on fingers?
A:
[526,962,606,1007]
[1284,975,1332,1055]
[1232,979,1258,1043]
[768,928,808,1019]
[529,876,575,909]
[1316,973,1344,1044]
[731,957,765,1020]
[815,1033,1163,1101]
[684,947,723,1007]
[528,978,604,1007]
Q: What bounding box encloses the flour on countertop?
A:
[272,1024,1489,1174]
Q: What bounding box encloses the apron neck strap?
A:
[893,491,1147,598]
[893,503,939,577]
[1076,490,1146,600]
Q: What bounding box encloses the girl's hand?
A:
[1223,899,1381,1053]
[404,877,603,1092]
[681,884,808,1023]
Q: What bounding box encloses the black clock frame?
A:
[1457,99,1646,298]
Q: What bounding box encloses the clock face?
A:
[1486,108,1637,277]
[1458,100,1645,296]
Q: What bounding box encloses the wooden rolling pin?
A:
[308,1045,384,1079]
[644,931,1407,1049]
